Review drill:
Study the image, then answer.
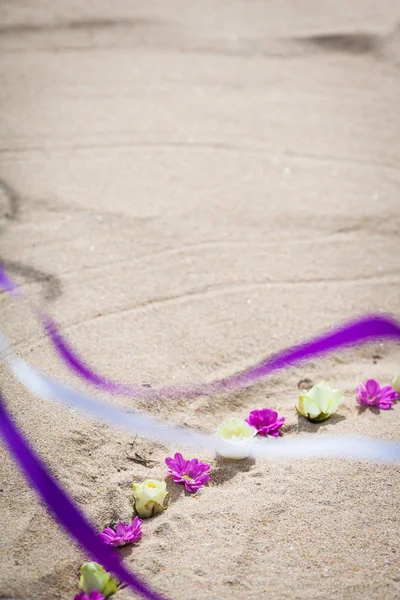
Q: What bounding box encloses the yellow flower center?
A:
[232,428,244,437]
[182,475,193,481]
[146,482,157,488]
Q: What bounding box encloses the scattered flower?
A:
[245,408,285,437]
[132,479,167,518]
[74,592,105,600]
[356,379,399,410]
[393,371,400,394]
[296,382,344,422]
[216,417,257,459]
[165,453,211,492]
[79,562,118,598]
[99,517,142,547]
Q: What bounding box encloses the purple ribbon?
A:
[0,392,167,600]
[41,311,400,399]
[1,264,400,399]
[0,265,18,295]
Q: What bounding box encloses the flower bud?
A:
[296,382,344,422]
[79,562,118,597]
[132,479,167,518]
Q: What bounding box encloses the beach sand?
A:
[1,1,400,598]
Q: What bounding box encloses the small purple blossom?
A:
[356,379,399,410]
[74,592,105,600]
[99,517,142,547]
[165,453,210,493]
[245,408,285,437]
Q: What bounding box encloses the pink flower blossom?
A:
[245,408,285,437]
[356,379,399,410]
[74,592,105,600]
[165,453,210,493]
[99,517,142,547]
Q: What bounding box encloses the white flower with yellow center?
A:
[216,417,257,459]
[296,382,344,422]
[132,479,167,518]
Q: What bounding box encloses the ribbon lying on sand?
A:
[1,327,400,462]
[0,328,400,600]
[1,264,400,400]
[0,390,167,600]
[1,266,400,599]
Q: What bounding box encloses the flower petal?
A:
[313,384,331,413]
[329,389,344,413]
[365,379,379,397]
[393,370,400,393]
[297,395,321,419]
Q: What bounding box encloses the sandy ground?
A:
[1,1,400,599]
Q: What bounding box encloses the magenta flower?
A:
[245,408,285,437]
[99,517,142,547]
[356,379,399,410]
[74,592,105,600]
[165,453,210,493]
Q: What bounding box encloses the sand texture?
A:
[1,1,400,599]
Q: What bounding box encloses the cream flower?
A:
[79,562,118,597]
[392,370,400,393]
[296,382,344,422]
[216,417,257,459]
[132,479,167,518]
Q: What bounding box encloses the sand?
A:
[1,1,400,599]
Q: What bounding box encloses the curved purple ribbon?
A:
[41,312,400,399]
[1,264,400,399]
[0,266,17,295]
[0,392,167,600]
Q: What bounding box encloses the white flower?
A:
[296,382,344,422]
[79,562,118,597]
[392,370,400,393]
[132,479,167,518]
[216,417,257,459]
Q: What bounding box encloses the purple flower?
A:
[245,408,285,437]
[356,379,399,410]
[165,453,210,493]
[74,592,105,600]
[99,517,142,547]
